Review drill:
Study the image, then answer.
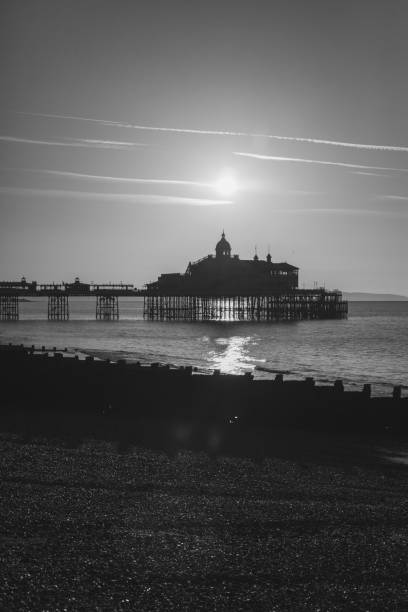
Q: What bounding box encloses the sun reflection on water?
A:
[208,335,260,374]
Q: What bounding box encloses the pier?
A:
[144,232,348,321]
[0,295,19,321]
[0,233,348,322]
[0,277,142,321]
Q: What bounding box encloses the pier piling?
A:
[143,292,348,322]
[48,295,69,320]
[0,295,19,320]
[96,295,119,320]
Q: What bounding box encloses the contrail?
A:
[14,110,408,153]
[0,135,147,149]
[15,111,249,137]
[351,171,391,177]
[379,194,408,201]
[9,168,210,188]
[234,152,408,173]
[65,137,148,147]
[0,186,231,206]
[276,207,405,216]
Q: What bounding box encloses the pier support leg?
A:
[48,295,69,320]
[96,295,119,320]
[0,295,19,320]
[143,292,347,321]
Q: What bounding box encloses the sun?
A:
[215,170,238,197]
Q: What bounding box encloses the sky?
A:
[1,0,407,293]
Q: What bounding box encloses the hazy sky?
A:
[1,0,407,293]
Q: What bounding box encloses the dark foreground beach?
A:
[1,344,408,610]
[1,427,408,611]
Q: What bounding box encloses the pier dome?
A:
[215,231,231,258]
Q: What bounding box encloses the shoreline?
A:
[1,300,407,397]
[3,340,404,397]
[1,343,407,435]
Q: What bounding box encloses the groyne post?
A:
[393,386,402,400]
[363,384,371,398]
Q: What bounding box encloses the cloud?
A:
[0,186,231,206]
[282,189,326,196]
[1,187,404,217]
[11,168,210,188]
[15,110,408,153]
[15,111,250,137]
[233,152,408,174]
[65,137,148,148]
[377,194,408,201]
[279,207,406,216]
[351,171,392,177]
[0,135,148,149]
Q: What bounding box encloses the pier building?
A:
[144,232,347,321]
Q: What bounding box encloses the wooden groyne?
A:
[0,344,405,434]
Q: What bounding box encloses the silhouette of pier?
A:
[144,233,348,321]
[0,233,348,322]
[0,277,142,321]
[0,295,19,321]
[144,291,346,321]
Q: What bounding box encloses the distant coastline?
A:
[344,292,408,301]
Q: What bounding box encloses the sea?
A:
[0,298,407,397]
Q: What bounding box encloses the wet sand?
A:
[1,428,408,611]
